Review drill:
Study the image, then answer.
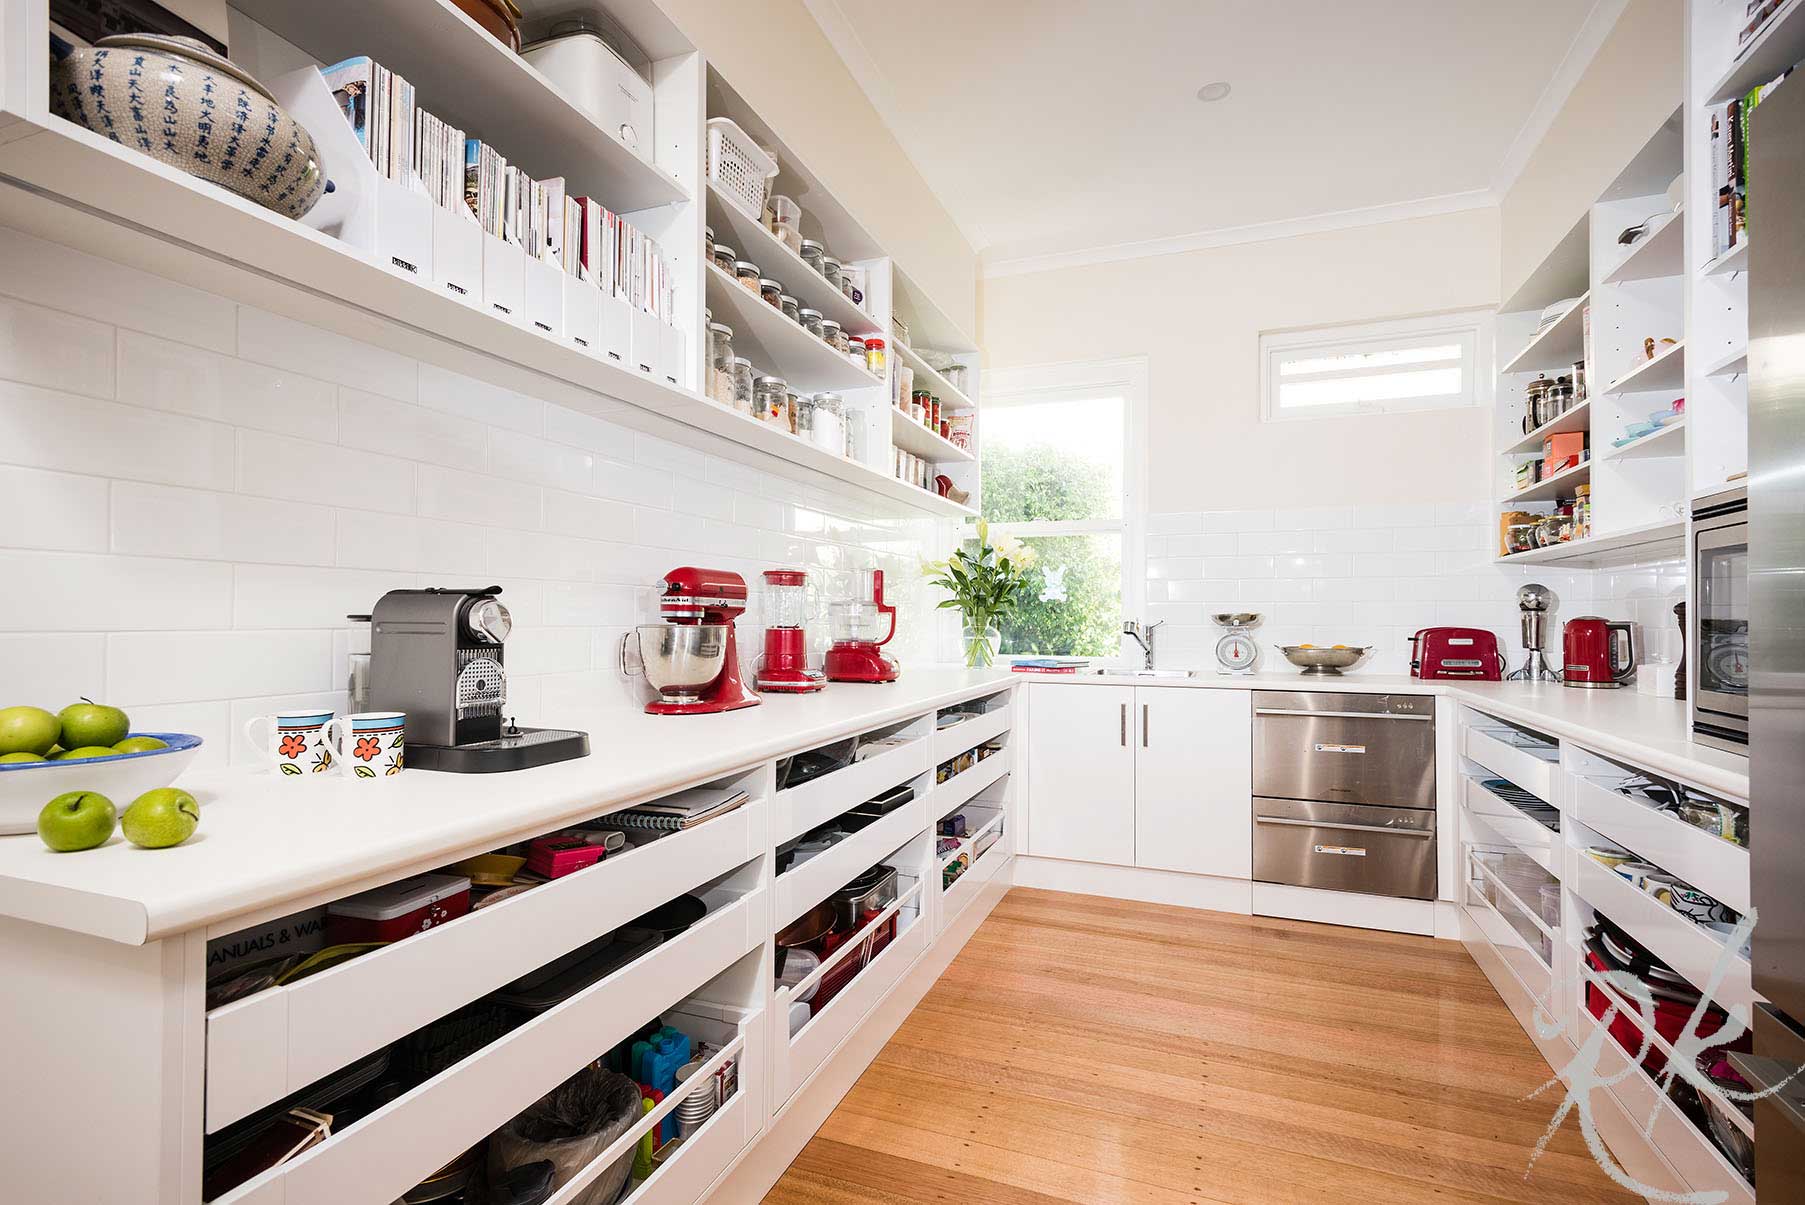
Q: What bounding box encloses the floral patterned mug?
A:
[244,709,337,777]
[319,712,407,780]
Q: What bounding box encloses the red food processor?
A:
[825,569,900,683]
[756,569,825,693]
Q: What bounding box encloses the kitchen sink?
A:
[1087,668,1197,678]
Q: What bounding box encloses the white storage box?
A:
[706,117,777,222]
[523,28,654,165]
[522,254,565,338]
[562,274,602,353]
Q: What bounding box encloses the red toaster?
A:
[1409,627,1504,680]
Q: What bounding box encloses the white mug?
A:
[243,709,337,777]
[319,712,407,779]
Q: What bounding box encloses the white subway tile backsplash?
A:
[489,430,596,493]
[337,388,490,473]
[733,493,785,532]
[237,307,418,401]
[0,551,232,631]
[108,630,332,706]
[486,528,599,582]
[117,330,337,440]
[0,294,115,398]
[418,364,545,436]
[543,490,635,542]
[233,565,407,629]
[635,433,708,477]
[133,701,233,771]
[1237,531,1316,556]
[0,634,106,705]
[416,464,539,529]
[1202,509,1275,534]
[237,430,415,514]
[113,482,335,565]
[674,479,735,521]
[593,457,673,509]
[1145,511,1202,535]
[0,227,235,352]
[1273,506,1354,532]
[0,467,109,551]
[0,381,236,490]
[544,404,636,457]
[1165,533,1239,557]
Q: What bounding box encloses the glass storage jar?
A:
[800,239,826,276]
[755,375,789,427]
[847,335,867,368]
[786,391,802,434]
[821,256,842,288]
[727,356,755,416]
[864,337,886,377]
[734,261,761,293]
[808,392,845,455]
[798,308,823,338]
[844,410,865,461]
[819,319,845,353]
[707,322,734,404]
[760,278,783,309]
[713,244,736,273]
[780,294,800,323]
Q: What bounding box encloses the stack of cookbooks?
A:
[610,787,749,833]
[1009,658,1089,675]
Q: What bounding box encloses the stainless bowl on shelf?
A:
[1278,645,1370,676]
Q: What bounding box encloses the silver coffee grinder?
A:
[1507,583,1559,681]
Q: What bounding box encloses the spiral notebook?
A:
[612,787,750,832]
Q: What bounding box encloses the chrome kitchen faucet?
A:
[1122,619,1164,670]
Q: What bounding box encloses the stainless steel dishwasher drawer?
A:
[1253,798,1437,900]
[1252,690,1435,808]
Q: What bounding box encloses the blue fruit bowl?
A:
[0,734,204,835]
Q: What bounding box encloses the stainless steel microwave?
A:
[1692,486,1748,752]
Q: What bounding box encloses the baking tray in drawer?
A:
[204,800,764,1133]
[1462,722,1559,805]
[775,731,932,845]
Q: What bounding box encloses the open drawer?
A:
[939,798,1009,929]
[933,690,1012,762]
[772,875,927,1108]
[774,718,933,845]
[1462,775,1559,876]
[1461,710,1560,805]
[1570,853,1754,1011]
[1568,752,1749,914]
[933,743,1011,814]
[205,800,766,1132]
[210,886,766,1205]
[1466,849,1557,976]
[774,789,927,930]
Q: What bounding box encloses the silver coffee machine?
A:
[370,586,588,773]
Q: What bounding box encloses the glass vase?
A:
[962,622,1000,668]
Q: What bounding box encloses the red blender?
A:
[825,569,900,683]
[756,569,825,693]
[627,567,761,715]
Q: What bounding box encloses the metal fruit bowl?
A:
[0,733,203,835]
[1278,645,1370,676]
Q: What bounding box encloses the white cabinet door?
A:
[1134,688,1252,878]
[1026,684,1135,865]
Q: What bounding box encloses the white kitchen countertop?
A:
[0,668,1016,945]
[1029,669,1749,802]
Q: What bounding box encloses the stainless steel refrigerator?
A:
[1732,72,1805,1202]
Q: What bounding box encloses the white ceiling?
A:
[806,1,1617,274]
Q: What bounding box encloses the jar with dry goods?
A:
[800,239,826,277]
[819,319,845,353]
[734,261,761,293]
[760,278,783,309]
[755,375,789,427]
[821,256,842,289]
[712,243,736,273]
[798,308,823,338]
[864,336,886,377]
[707,322,734,404]
[727,356,754,416]
[846,335,867,369]
[780,294,800,323]
[807,392,845,455]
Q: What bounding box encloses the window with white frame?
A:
[979,358,1145,658]
[1260,311,1489,421]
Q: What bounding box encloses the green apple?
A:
[37,791,117,852]
[58,699,130,750]
[122,788,199,849]
[55,746,124,760]
[0,751,47,763]
[113,736,169,754]
[0,706,60,756]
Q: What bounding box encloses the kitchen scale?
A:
[1212,612,1262,675]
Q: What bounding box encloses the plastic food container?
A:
[525,831,607,879]
[326,873,471,944]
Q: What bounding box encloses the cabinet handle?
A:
[1142,703,1149,747]
[1120,702,1127,746]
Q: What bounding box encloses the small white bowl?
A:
[0,733,203,835]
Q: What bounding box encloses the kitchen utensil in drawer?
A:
[632,894,707,938]
[775,901,836,955]
[775,946,821,1003]
[493,927,662,1017]
[831,864,898,930]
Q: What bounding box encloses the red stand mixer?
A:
[626,568,762,715]
[825,569,900,683]
[756,569,825,693]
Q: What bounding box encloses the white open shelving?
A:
[1601,208,1684,285]
[1502,398,1591,456]
[890,336,977,412]
[1501,291,1588,374]
[703,262,883,392]
[1707,0,1805,102]
[1501,457,1591,506]
[891,408,974,463]
[703,181,880,339]
[1603,340,1686,396]
[1604,419,1686,461]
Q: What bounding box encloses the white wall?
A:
[978,207,1501,514]
[0,229,953,769]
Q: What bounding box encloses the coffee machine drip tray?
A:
[410,726,590,774]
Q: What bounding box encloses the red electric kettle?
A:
[1562,617,1636,689]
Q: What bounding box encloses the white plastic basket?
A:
[706,117,778,222]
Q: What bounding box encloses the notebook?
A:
[612,787,750,832]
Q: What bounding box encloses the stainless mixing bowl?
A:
[1278,645,1370,675]
[633,624,728,701]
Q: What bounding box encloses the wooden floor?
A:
[761,888,1641,1205]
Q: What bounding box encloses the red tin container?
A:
[326,873,471,945]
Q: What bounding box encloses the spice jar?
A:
[786,391,802,434]
[819,319,845,353]
[929,396,942,429]
[821,256,842,288]
[712,243,736,273]
[734,261,761,293]
[865,336,886,377]
[780,294,800,323]
[727,356,755,416]
[798,307,823,338]
[759,278,783,309]
[800,239,825,277]
[755,375,789,427]
[707,322,734,404]
[1574,484,1592,539]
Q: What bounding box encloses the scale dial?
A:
[1216,631,1258,674]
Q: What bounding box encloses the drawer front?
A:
[206,802,764,1132]
[933,747,1011,816]
[1253,697,1435,808]
[1572,775,1749,913]
[1462,725,1557,804]
[1253,798,1437,900]
[774,735,932,845]
[1570,854,1754,1010]
[934,700,1011,762]
[216,890,763,1205]
[1462,777,1558,875]
[773,795,926,930]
